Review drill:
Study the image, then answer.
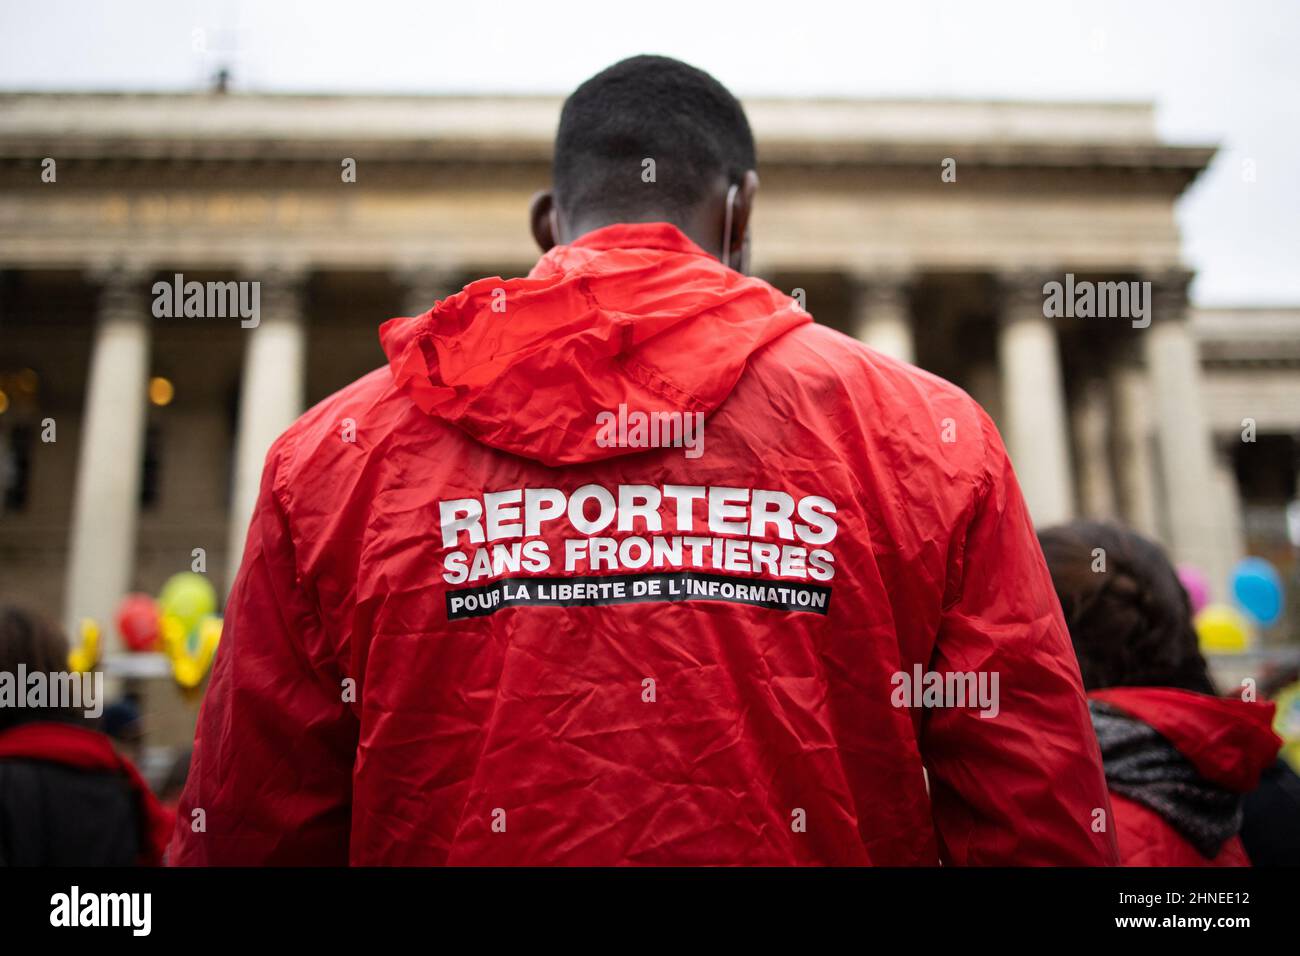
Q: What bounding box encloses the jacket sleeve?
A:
[920,412,1119,866]
[169,439,358,865]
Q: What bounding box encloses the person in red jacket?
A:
[172,55,1116,866]
[1038,522,1282,866]
[0,605,172,866]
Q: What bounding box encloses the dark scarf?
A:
[1089,700,1242,859]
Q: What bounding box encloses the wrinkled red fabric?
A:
[1089,687,1280,866]
[0,721,173,865]
[172,223,1116,866]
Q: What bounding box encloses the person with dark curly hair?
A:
[1038,522,1282,866]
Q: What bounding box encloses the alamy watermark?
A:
[0,666,103,719]
[1042,274,1151,329]
[152,273,260,328]
[595,403,705,459]
[50,886,150,936]
[890,664,1000,719]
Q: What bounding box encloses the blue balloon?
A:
[1231,557,1284,627]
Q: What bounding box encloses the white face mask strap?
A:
[721,183,739,266]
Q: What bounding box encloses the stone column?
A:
[1072,376,1117,519]
[849,271,915,364]
[63,267,152,648]
[1210,439,1246,601]
[996,272,1075,527]
[396,265,459,319]
[1143,269,1220,576]
[226,267,307,591]
[1109,357,1161,538]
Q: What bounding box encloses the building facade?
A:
[0,92,1297,654]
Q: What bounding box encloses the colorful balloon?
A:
[115,593,160,652]
[158,572,217,634]
[1176,564,1210,614]
[1194,603,1252,654]
[68,618,101,673]
[163,614,222,689]
[1230,557,1284,627]
[159,613,188,657]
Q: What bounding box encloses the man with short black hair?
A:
[536,54,759,269]
[174,55,1116,866]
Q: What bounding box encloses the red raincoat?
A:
[172,223,1116,866]
[1090,687,1280,866]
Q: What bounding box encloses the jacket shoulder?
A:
[265,365,404,496]
[745,320,1000,483]
[764,320,982,407]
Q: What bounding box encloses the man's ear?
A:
[529,190,558,253]
[728,170,760,272]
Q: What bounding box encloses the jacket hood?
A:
[380,223,810,466]
[1089,686,1281,792]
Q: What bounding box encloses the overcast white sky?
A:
[2,0,1297,306]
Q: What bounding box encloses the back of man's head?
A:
[553,55,756,229]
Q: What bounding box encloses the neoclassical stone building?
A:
[1,91,1297,652]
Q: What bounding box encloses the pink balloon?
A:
[1178,564,1211,614]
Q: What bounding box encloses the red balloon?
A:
[115,593,160,652]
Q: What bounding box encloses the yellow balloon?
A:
[1194,603,1252,654]
[197,614,223,647]
[173,657,206,689]
[158,572,217,634]
[68,617,101,673]
[195,615,221,671]
[169,615,222,689]
[160,613,188,658]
